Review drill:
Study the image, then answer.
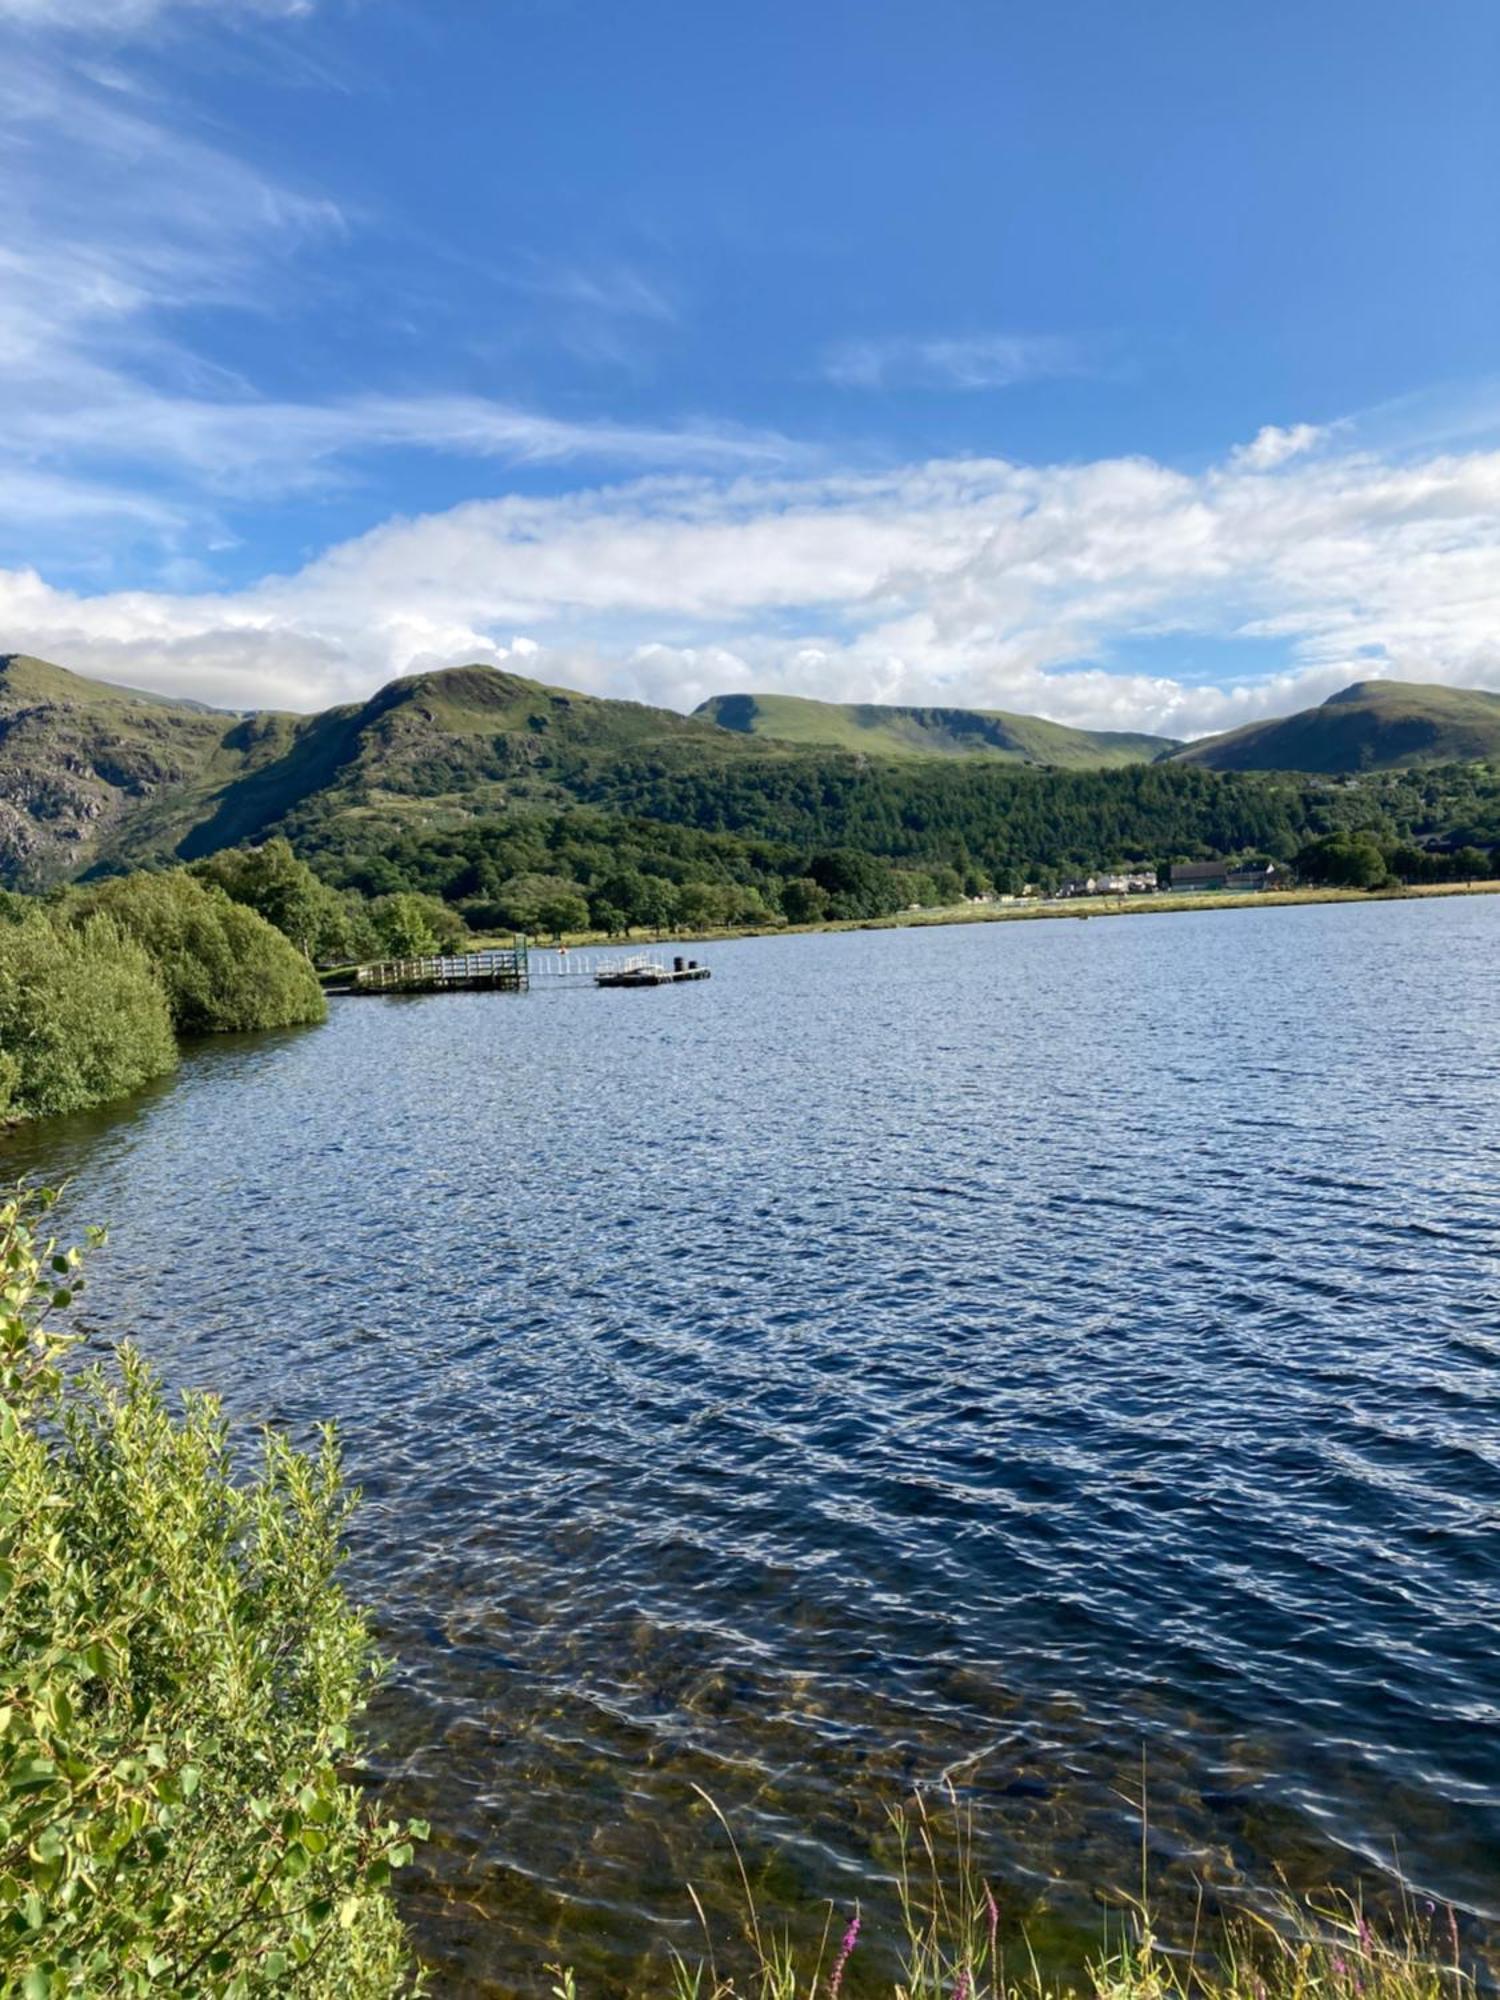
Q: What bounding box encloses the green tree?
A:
[0,1186,422,1995]
[675,882,734,931]
[493,873,584,934]
[1452,845,1489,882]
[636,876,679,934]
[77,872,326,1035]
[724,884,777,928]
[808,848,899,919]
[590,869,652,929]
[369,893,463,957]
[1387,844,1434,885]
[779,878,829,924]
[533,887,591,941]
[1294,831,1389,889]
[190,839,345,959]
[0,914,177,1121]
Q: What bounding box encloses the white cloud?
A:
[0,37,796,554]
[1230,423,1327,471]
[0,0,309,29]
[824,332,1087,392]
[3,0,1497,742]
[503,257,677,324]
[6,436,1500,733]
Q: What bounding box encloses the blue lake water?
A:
[5,897,1500,1994]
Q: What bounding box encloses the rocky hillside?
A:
[4,653,1499,888]
[0,655,298,885]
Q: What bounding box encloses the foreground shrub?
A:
[77,871,327,1035]
[0,1186,423,1995]
[0,914,177,1121]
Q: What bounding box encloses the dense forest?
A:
[290,761,1500,935]
[562,756,1500,883]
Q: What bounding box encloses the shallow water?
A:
[7,898,1500,1994]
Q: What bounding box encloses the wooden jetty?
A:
[343,943,529,994]
[332,941,711,995]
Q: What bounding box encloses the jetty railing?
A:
[342,941,707,994]
[527,948,644,982]
[351,943,529,993]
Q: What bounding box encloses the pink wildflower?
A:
[829,1912,860,1997]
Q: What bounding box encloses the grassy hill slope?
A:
[0,657,781,883]
[1172,681,1500,773]
[696,690,1177,766]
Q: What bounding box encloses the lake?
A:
[5,896,1499,1995]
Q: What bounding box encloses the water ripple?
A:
[5,895,1500,1993]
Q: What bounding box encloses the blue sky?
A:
[1,0,1498,733]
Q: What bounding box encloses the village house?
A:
[1057,869,1159,898]
[1168,860,1280,892]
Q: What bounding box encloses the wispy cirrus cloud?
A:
[823,330,1090,391]
[503,256,678,324]
[0,0,310,29]
[0,29,794,563]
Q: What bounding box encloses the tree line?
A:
[281,759,1500,946]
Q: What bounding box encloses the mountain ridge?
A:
[1169,679,1500,773]
[695,690,1177,766]
[2,652,1498,888]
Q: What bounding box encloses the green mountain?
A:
[0,655,769,884]
[696,690,1177,766]
[4,653,1499,893]
[1172,680,1500,773]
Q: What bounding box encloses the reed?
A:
[552,1790,1477,2000]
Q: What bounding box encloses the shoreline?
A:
[479,875,1500,957]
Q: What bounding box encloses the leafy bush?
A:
[77,872,327,1036]
[0,914,177,1121]
[190,840,370,962]
[1293,831,1391,889]
[0,1186,423,1996]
